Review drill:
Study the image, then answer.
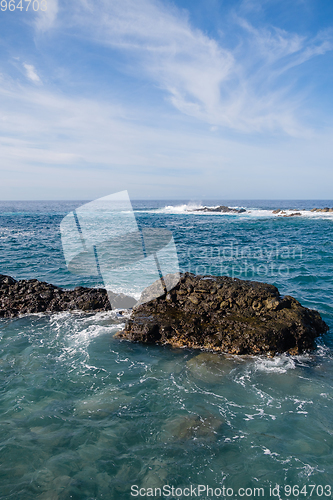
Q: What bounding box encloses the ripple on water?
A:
[1,202,333,498]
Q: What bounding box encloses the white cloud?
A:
[34,0,59,32]
[1,0,333,199]
[1,74,333,200]
[237,18,333,74]
[23,63,41,83]
[47,0,331,136]
[237,18,305,62]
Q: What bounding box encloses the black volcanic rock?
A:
[192,205,246,213]
[0,274,136,317]
[117,273,328,355]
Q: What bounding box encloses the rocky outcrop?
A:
[283,212,301,218]
[1,273,328,356]
[273,208,333,216]
[311,207,333,212]
[272,210,301,217]
[117,273,328,355]
[192,205,246,213]
[191,207,333,216]
[0,274,136,318]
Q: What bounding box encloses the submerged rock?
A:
[117,273,328,355]
[186,352,235,383]
[161,413,223,441]
[141,460,168,490]
[0,274,136,317]
[74,389,133,418]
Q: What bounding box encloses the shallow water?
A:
[1,200,333,499]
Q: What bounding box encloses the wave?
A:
[254,354,296,373]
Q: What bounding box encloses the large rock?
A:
[0,274,136,317]
[117,273,328,355]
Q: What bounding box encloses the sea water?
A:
[0,200,333,499]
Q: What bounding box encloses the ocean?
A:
[0,200,333,500]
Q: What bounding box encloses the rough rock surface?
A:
[193,205,246,214]
[0,274,136,317]
[311,207,333,212]
[272,210,301,217]
[282,212,301,218]
[117,273,328,355]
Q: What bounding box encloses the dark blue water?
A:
[1,200,333,499]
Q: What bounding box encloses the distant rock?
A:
[117,273,328,356]
[273,210,301,217]
[192,205,246,214]
[310,207,333,213]
[282,212,302,218]
[0,274,136,317]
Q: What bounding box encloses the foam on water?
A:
[145,203,333,220]
[0,312,333,500]
[164,202,205,212]
[254,355,296,373]
[1,200,333,498]
[160,202,249,215]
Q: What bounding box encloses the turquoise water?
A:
[1,200,333,499]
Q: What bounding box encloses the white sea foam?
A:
[254,355,296,373]
[274,209,333,220]
[50,312,124,369]
[0,228,36,240]
[262,446,279,457]
[163,202,206,213]
[146,203,333,219]
[155,203,270,217]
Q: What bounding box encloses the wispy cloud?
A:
[237,18,333,72]
[23,63,41,83]
[34,0,59,32]
[1,72,333,200]
[48,0,333,136]
[1,0,333,199]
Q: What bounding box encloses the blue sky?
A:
[0,0,333,199]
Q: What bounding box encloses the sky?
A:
[0,0,333,200]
